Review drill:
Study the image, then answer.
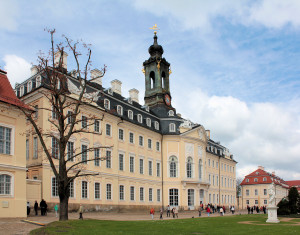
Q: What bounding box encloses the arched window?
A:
[128,110,133,120]
[137,114,143,123]
[169,123,176,132]
[146,118,151,127]
[36,76,41,87]
[104,99,110,110]
[0,174,12,195]
[169,156,178,178]
[199,159,203,180]
[162,71,166,89]
[168,110,174,116]
[117,105,123,116]
[186,157,193,178]
[150,71,155,89]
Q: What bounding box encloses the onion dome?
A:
[148,33,164,58]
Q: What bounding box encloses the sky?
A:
[1,0,300,180]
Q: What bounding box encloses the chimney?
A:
[206,130,210,139]
[129,88,139,103]
[54,51,68,69]
[111,79,122,95]
[91,69,103,85]
[258,166,264,171]
[31,65,38,76]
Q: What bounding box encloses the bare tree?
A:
[18,29,110,221]
[236,177,243,209]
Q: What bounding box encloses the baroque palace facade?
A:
[10,33,237,212]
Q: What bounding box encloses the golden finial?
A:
[142,67,145,74]
[150,24,159,35]
[169,67,172,75]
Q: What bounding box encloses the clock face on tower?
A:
[164,94,171,106]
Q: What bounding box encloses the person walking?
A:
[167,205,170,217]
[206,206,211,217]
[40,199,46,216]
[54,204,58,217]
[198,206,202,217]
[150,207,155,220]
[34,201,38,216]
[27,202,31,216]
[160,207,163,219]
[231,206,235,214]
[220,207,224,216]
[247,205,250,214]
[174,207,178,218]
[78,204,83,220]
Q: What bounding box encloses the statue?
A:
[266,181,279,223]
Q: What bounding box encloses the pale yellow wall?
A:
[241,184,288,208]
[0,103,27,217]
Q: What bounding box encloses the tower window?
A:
[150,71,155,89]
[104,99,110,110]
[168,110,174,116]
[169,123,176,132]
[137,114,143,123]
[128,110,133,120]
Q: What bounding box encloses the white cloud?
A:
[176,88,300,180]
[3,55,31,87]
[132,0,300,30]
[0,0,19,31]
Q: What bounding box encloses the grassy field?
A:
[31,214,300,235]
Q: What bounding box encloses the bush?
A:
[288,187,299,214]
[277,198,290,215]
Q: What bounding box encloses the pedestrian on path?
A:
[78,204,83,220]
[54,204,58,217]
[167,205,170,217]
[220,207,224,216]
[231,206,235,214]
[150,207,155,220]
[160,208,163,219]
[198,206,202,217]
[174,207,178,218]
[206,206,211,217]
[34,201,38,216]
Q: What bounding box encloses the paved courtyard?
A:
[0,209,249,235]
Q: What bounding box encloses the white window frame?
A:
[156,161,161,177]
[168,110,174,116]
[51,176,58,198]
[81,115,88,129]
[148,160,153,176]
[146,118,151,127]
[106,150,112,168]
[129,155,135,173]
[119,153,124,171]
[106,123,112,137]
[157,189,161,202]
[130,186,135,201]
[129,132,134,144]
[117,105,123,116]
[119,185,125,201]
[139,187,144,202]
[147,138,152,149]
[67,141,75,162]
[149,188,153,202]
[128,110,133,120]
[169,123,176,132]
[0,124,15,156]
[169,156,178,178]
[0,172,14,197]
[137,114,143,123]
[154,121,159,130]
[106,183,112,200]
[94,120,100,133]
[118,128,124,141]
[139,135,144,147]
[26,139,29,160]
[156,141,160,152]
[81,180,89,199]
[104,99,110,110]
[139,157,144,174]
[94,182,101,200]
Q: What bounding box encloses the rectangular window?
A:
[139,158,144,174]
[119,153,124,171]
[149,188,153,202]
[118,129,124,141]
[217,176,219,186]
[34,105,38,118]
[148,139,152,149]
[156,162,161,177]
[69,180,74,198]
[81,144,88,164]
[148,160,152,176]
[255,200,258,204]
[209,174,211,184]
[67,141,74,162]
[264,199,267,204]
[106,150,111,168]
[156,141,160,151]
[106,184,112,200]
[52,107,58,119]
[255,189,258,195]
[264,189,267,195]
[129,132,134,143]
[52,177,58,197]
[34,137,39,159]
[67,111,73,124]
[139,187,144,201]
[157,189,161,202]
[216,162,218,169]
[129,156,134,173]
[95,182,100,199]
[208,159,211,166]
[82,115,87,128]
[246,189,249,196]
[94,148,100,166]
[246,200,249,205]
[106,124,111,136]
[130,186,135,201]
[212,160,214,168]
[94,120,100,132]
[139,136,143,146]
[26,139,29,160]
[119,185,124,200]
[82,181,88,199]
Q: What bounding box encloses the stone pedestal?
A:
[266,206,280,223]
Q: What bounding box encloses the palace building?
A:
[11,33,237,212]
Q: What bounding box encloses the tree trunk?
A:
[59,193,69,221]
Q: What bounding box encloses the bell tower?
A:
[143,32,171,108]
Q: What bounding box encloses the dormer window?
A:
[146,118,151,127]
[104,99,110,110]
[27,81,32,92]
[128,97,132,104]
[154,121,159,130]
[117,105,123,116]
[168,110,174,116]
[137,114,143,123]
[254,178,258,182]
[128,110,133,120]
[246,178,249,183]
[20,86,24,96]
[169,123,176,132]
[36,76,41,87]
[108,88,113,95]
[263,177,267,182]
[145,106,149,112]
[256,172,259,175]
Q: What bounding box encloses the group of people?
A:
[247,205,267,214]
[150,205,179,220]
[198,203,235,217]
[26,199,59,217]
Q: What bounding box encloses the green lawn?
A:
[31,214,300,235]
